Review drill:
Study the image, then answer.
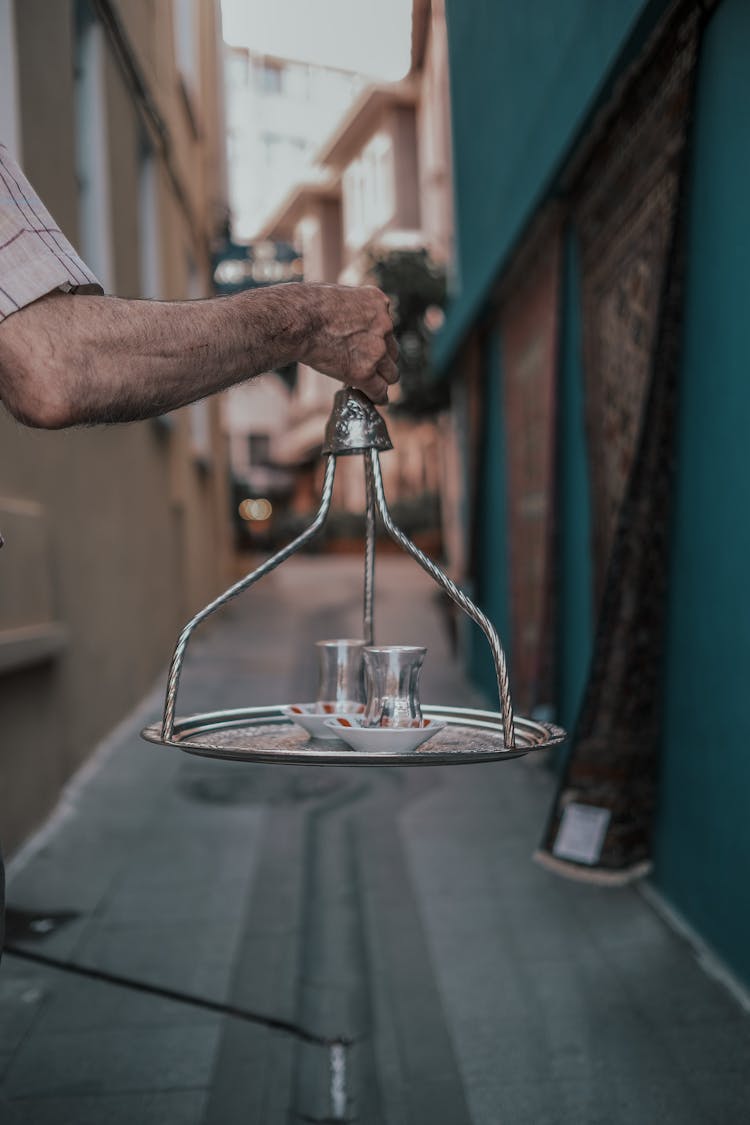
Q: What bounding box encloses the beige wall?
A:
[339,101,421,271]
[294,197,343,286]
[391,105,421,232]
[416,0,454,267]
[0,0,231,854]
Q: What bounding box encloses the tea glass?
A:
[363,645,426,728]
[316,638,366,713]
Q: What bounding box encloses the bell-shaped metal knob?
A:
[322,387,393,455]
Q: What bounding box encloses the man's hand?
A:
[298,285,399,405]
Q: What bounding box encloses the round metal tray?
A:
[142,705,566,766]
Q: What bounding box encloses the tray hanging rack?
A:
[142,388,565,765]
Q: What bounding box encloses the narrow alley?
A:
[1,556,747,1124]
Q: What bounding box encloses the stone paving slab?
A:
[5,1022,221,1100]
[1,556,749,1123]
[4,1090,210,1125]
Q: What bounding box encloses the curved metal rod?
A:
[162,455,337,739]
[369,449,516,748]
[363,455,376,645]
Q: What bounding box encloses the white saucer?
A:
[323,716,445,753]
[282,702,365,741]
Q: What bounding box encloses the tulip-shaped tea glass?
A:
[316,638,366,713]
[363,645,426,728]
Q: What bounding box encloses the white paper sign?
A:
[553,802,611,865]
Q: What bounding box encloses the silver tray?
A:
[142,704,566,766]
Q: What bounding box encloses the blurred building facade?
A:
[437,0,750,988]
[224,45,365,242]
[0,0,231,853]
[221,45,370,545]
[257,0,453,535]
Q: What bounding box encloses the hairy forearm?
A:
[0,285,315,428]
[0,280,398,429]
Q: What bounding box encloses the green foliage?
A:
[367,249,450,417]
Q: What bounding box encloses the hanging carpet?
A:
[536,0,709,882]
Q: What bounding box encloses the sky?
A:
[220,0,414,81]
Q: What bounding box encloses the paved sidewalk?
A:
[1,556,748,1124]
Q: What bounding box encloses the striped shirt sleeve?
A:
[0,142,102,323]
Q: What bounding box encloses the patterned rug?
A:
[538,0,708,880]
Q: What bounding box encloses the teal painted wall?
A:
[445,0,750,986]
[438,0,661,372]
[556,229,594,736]
[653,0,750,986]
[469,329,512,703]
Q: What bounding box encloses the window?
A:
[367,132,395,232]
[342,133,394,249]
[284,63,309,101]
[262,132,282,167]
[173,0,202,135]
[186,256,212,460]
[190,399,211,461]
[0,0,21,158]
[342,162,365,248]
[227,49,250,89]
[256,61,283,95]
[138,134,162,300]
[173,0,199,97]
[74,1,114,291]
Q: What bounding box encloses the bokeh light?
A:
[239,498,273,521]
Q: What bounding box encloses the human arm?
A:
[0,281,398,429]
